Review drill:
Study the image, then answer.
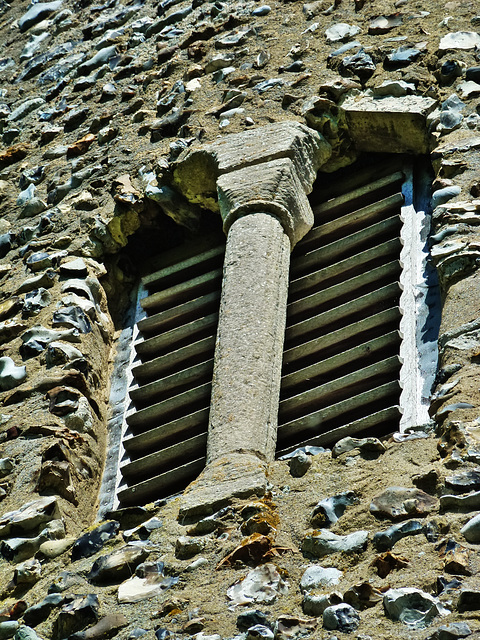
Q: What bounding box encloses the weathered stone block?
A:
[342,95,437,154]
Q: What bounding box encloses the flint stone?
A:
[14,627,42,640]
[68,614,128,640]
[17,269,55,293]
[23,289,51,316]
[0,233,12,259]
[374,80,415,97]
[446,470,480,492]
[246,625,273,640]
[252,6,271,16]
[1,519,65,562]
[333,436,385,457]
[428,622,472,640]
[175,536,205,560]
[457,590,480,612]
[52,306,91,333]
[273,616,316,640]
[385,47,421,67]
[323,604,359,633]
[21,325,80,358]
[370,487,437,520]
[440,491,480,511]
[325,23,360,43]
[23,594,65,627]
[339,50,376,82]
[288,451,311,477]
[227,564,288,606]
[383,588,450,628]
[71,521,120,561]
[432,186,461,208]
[45,342,83,368]
[7,99,45,122]
[18,1,63,31]
[300,565,342,592]
[373,520,424,551]
[0,622,19,639]
[311,491,357,527]
[439,32,480,51]
[302,529,368,557]
[0,497,58,536]
[343,95,437,154]
[118,565,178,604]
[0,459,14,478]
[369,14,402,34]
[14,558,41,585]
[77,46,116,76]
[123,517,162,541]
[302,592,342,616]
[237,610,271,632]
[59,258,88,277]
[461,512,480,543]
[458,81,480,99]
[88,544,150,583]
[53,594,99,640]
[0,358,27,392]
[38,537,75,558]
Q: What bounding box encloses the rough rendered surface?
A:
[1,0,480,637]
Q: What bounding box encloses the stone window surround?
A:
[99,101,439,520]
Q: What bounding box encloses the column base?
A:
[178,453,267,521]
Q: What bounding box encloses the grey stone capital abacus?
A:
[178,122,330,518]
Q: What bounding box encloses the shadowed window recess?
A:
[109,154,440,507]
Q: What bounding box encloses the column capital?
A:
[173,121,332,247]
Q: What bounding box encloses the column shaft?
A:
[207,213,290,464]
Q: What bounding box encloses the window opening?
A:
[105,154,439,508]
[276,154,439,456]
[114,231,225,508]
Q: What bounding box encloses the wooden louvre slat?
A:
[277,160,406,455]
[132,336,216,383]
[290,238,402,298]
[117,458,206,508]
[116,237,225,506]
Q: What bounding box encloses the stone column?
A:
[176,123,332,518]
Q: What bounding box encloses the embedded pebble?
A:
[23,288,52,316]
[323,604,359,633]
[311,491,357,527]
[302,529,368,557]
[18,1,63,31]
[373,520,424,551]
[252,5,271,16]
[300,565,342,592]
[237,610,271,632]
[288,451,311,477]
[0,358,27,391]
[339,50,376,82]
[439,32,480,51]
[460,513,480,542]
[88,544,150,584]
[370,487,437,520]
[325,23,360,43]
[175,536,205,560]
[440,491,480,510]
[302,592,342,616]
[227,564,288,606]
[71,521,120,561]
[383,588,450,628]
